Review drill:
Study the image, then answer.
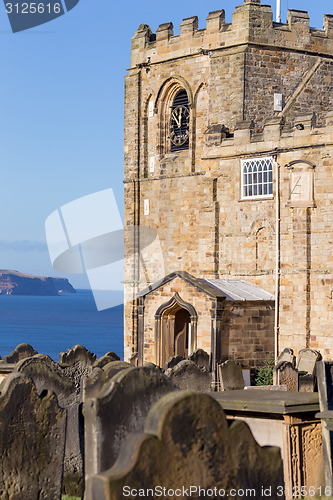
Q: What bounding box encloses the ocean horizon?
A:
[0,289,124,362]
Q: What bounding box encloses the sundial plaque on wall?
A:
[286,161,315,208]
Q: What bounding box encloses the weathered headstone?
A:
[82,361,131,401]
[188,348,210,370]
[103,360,131,379]
[0,372,66,499]
[86,392,284,500]
[82,367,104,401]
[59,344,96,367]
[165,360,210,392]
[93,352,120,369]
[299,374,316,392]
[16,354,76,405]
[219,360,245,390]
[276,348,295,366]
[16,353,82,497]
[277,362,298,391]
[315,360,333,489]
[165,354,184,369]
[273,349,295,385]
[59,345,96,396]
[105,351,120,359]
[143,362,157,368]
[4,343,38,363]
[297,348,321,375]
[83,365,177,477]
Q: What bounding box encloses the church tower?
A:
[124,0,333,372]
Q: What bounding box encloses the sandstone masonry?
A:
[124,0,333,368]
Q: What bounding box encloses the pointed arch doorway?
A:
[154,293,198,368]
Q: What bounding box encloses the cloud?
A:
[0,240,48,253]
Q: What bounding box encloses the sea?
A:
[0,289,124,362]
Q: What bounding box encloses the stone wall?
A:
[221,302,275,367]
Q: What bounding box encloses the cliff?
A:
[0,270,76,296]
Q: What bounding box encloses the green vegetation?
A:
[255,359,274,386]
[62,496,80,500]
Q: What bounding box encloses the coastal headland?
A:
[0,270,76,296]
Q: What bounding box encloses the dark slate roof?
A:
[136,271,274,301]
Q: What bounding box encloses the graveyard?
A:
[0,343,332,499]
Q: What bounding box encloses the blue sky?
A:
[0,0,331,289]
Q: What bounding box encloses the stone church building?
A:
[123,0,333,373]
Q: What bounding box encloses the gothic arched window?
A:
[169,89,190,152]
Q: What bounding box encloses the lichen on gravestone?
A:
[85,392,284,500]
[83,365,177,478]
[0,372,66,499]
[165,360,210,392]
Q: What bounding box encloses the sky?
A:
[0,0,331,290]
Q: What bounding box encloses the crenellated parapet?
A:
[131,0,333,67]
[201,109,333,162]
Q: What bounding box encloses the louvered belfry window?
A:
[169,89,190,152]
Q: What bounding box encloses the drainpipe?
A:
[188,323,192,357]
[274,157,281,362]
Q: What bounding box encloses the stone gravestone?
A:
[83,365,177,478]
[165,354,184,369]
[16,353,76,405]
[219,360,245,390]
[273,349,295,385]
[315,360,333,489]
[85,392,284,500]
[4,343,38,363]
[165,360,210,392]
[82,367,104,401]
[298,374,316,392]
[277,362,298,391]
[188,348,210,370]
[297,348,321,375]
[82,361,131,401]
[93,352,120,369]
[0,372,66,499]
[59,344,96,404]
[277,348,295,366]
[16,352,83,497]
[59,344,96,369]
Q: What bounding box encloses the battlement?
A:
[131,0,333,67]
[202,110,333,160]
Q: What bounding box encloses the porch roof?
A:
[202,279,275,301]
[136,271,274,301]
[136,271,226,299]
